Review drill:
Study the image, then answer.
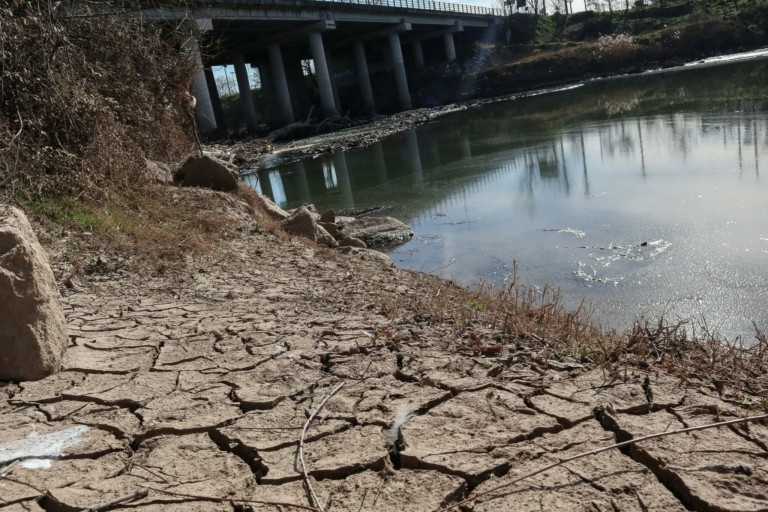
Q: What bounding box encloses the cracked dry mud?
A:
[1,191,767,512]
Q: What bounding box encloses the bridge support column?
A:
[325,48,342,114]
[187,37,217,133]
[353,42,376,117]
[268,43,295,125]
[256,61,277,125]
[387,32,412,111]
[203,67,227,132]
[443,33,457,63]
[309,32,340,119]
[286,59,312,119]
[233,54,259,132]
[411,40,425,70]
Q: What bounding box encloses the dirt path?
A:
[1,190,766,512]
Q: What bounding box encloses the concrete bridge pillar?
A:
[411,40,425,70]
[286,59,312,119]
[443,33,457,63]
[233,54,259,132]
[268,44,295,125]
[203,67,227,132]
[324,48,342,115]
[309,32,340,119]
[387,32,412,111]
[256,61,277,125]
[187,36,217,133]
[353,42,376,117]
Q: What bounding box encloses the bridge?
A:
[143,0,503,132]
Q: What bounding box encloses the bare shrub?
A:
[592,33,639,63]
[0,1,197,203]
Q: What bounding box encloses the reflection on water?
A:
[244,58,768,339]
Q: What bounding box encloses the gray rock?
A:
[319,209,336,223]
[174,154,239,192]
[339,236,367,249]
[318,221,340,239]
[252,194,290,221]
[338,246,394,267]
[0,206,68,381]
[281,206,317,240]
[316,225,339,248]
[144,159,173,184]
[282,206,338,248]
[338,217,414,248]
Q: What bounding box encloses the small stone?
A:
[319,209,336,223]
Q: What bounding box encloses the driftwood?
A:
[266,106,315,142]
[265,107,354,142]
[84,489,149,512]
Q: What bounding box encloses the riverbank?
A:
[2,186,767,511]
[1,5,767,508]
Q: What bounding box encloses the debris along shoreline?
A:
[2,186,767,512]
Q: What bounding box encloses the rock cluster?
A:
[266,197,413,261]
[0,205,68,381]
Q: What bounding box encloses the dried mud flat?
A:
[1,190,767,512]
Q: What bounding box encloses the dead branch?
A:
[84,489,149,512]
[299,381,346,512]
[436,412,768,512]
[142,485,318,511]
[265,105,316,141]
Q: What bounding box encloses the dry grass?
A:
[406,269,768,408]
[0,1,196,204]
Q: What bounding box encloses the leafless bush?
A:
[592,33,639,62]
[0,0,197,203]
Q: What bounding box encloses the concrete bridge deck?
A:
[146,0,503,132]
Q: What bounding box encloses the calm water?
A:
[245,57,768,339]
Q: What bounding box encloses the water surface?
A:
[245,58,768,339]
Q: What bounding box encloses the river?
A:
[244,56,768,339]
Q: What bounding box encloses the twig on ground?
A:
[299,381,346,512]
[435,412,768,512]
[142,485,318,511]
[0,460,19,477]
[84,489,148,511]
[0,473,46,494]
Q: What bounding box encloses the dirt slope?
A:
[1,189,766,512]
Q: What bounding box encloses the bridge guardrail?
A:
[320,0,501,15]
[230,0,502,16]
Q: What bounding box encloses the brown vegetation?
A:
[0,0,195,203]
[404,273,768,408]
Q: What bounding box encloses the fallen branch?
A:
[299,381,346,512]
[266,105,315,141]
[436,412,768,512]
[84,489,148,512]
[142,485,318,511]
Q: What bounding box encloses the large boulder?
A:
[281,206,338,248]
[0,206,68,381]
[174,154,239,192]
[338,216,414,248]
